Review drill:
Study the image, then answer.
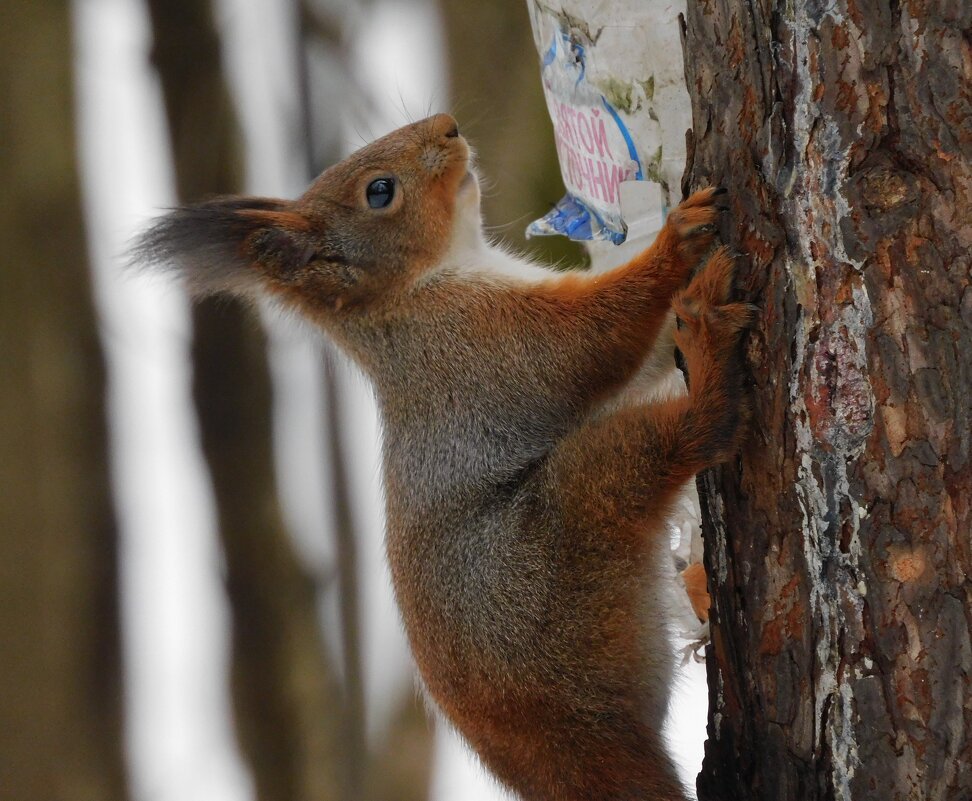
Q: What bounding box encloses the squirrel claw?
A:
[668,187,724,265]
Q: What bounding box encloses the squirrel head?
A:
[136,114,479,314]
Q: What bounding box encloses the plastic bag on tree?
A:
[525,0,692,246]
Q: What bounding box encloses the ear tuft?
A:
[131,196,297,296]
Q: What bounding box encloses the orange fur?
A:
[681,563,710,623]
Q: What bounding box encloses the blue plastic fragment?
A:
[527,195,626,245]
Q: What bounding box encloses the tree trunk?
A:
[0,3,127,800]
[681,2,972,799]
[145,3,345,799]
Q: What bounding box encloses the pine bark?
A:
[145,3,345,799]
[0,3,127,799]
[681,2,972,800]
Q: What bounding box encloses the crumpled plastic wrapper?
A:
[526,0,692,244]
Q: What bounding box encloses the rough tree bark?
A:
[0,3,127,800]
[144,3,345,800]
[681,2,971,800]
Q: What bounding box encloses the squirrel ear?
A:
[133,196,312,297]
[237,208,321,278]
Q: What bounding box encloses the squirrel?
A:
[137,113,751,801]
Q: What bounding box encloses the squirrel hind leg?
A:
[679,244,737,309]
[542,248,755,530]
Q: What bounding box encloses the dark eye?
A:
[366,178,395,209]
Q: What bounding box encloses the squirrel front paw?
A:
[664,186,727,270]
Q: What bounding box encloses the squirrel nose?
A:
[428,113,459,140]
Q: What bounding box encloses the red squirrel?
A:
[137,114,751,801]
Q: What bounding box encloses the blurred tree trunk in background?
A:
[681,2,972,799]
[294,11,368,796]
[297,3,434,797]
[438,0,583,267]
[319,356,435,801]
[0,3,127,800]
[145,3,345,800]
[321,358,366,796]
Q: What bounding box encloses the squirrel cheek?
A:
[419,146,450,177]
[267,265,354,316]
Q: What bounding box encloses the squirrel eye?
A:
[366,178,395,209]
